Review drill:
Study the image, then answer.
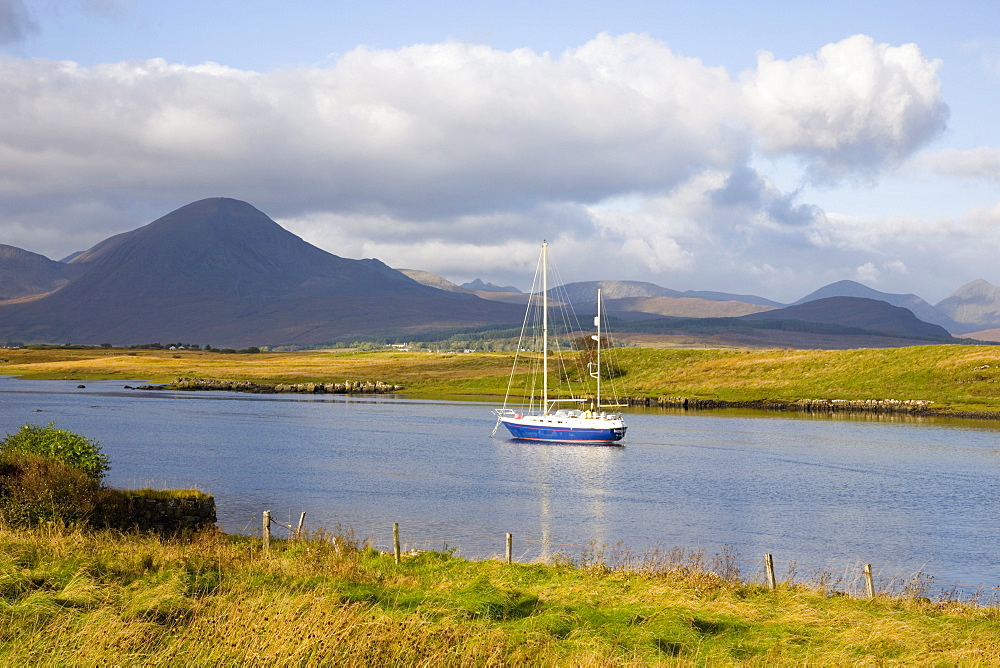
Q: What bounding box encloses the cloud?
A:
[0,32,980,303]
[742,35,948,182]
[0,0,37,44]
[919,147,1000,184]
[0,35,746,225]
[852,260,906,285]
[80,0,129,19]
[855,262,881,283]
[709,164,825,229]
[963,38,1000,78]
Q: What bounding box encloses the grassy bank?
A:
[3,344,1000,413]
[0,526,997,665]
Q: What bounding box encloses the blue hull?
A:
[501,421,626,444]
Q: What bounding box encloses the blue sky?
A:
[3,0,1000,302]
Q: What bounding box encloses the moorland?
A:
[3,343,1000,415]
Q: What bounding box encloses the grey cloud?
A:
[709,165,824,228]
[0,0,37,44]
[709,164,765,208]
[766,193,824,228]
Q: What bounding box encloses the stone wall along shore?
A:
[621,396,933,415]
[133,377,405,394]
[102,490,217,535]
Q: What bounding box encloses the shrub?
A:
[0,422,109,483]
[0,452,101,527]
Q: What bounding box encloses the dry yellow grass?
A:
[5,344,1000,412]
[1,526,998,664]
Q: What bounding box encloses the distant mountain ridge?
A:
[401,269,530,305]
[0,197,996,347]
[0,198,525,346]
[461,278,523,293]
[398,269,468,293]
[614,296,958,349]
[794,279,961,332]
[744,296,953,339]
[935,279,1000,331]
[554,280,783,308]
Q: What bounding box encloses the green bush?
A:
[0,452,101,527]
[0,422,109,482]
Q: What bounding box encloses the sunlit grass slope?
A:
[0,527,997,665]
[3,344,1000,412]
[614,345,1000,411]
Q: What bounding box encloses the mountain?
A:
[552,280,777,319]
[958,328,1000,343]
[556,280,678,302]
[615,296,957,349]
[461,278,523,293]
[744,296,954,339]
[398,269,469,293]
[794,280,960,332]
[402,269,530,305]
[0,198,524,347]
[678,290,784,308]
[555,280,782,308]
[936,279,1000,331]
[592,296,774,319]
[0,245,82,302]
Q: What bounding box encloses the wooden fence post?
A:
[506,533,513,565]
[864,563,875,599]
[262,510,271,555]
[764,553,776,590]
[296,512,306,539]
[393,522,401,565]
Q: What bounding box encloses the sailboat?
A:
[492,242,628,444]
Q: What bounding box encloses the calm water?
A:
[1,376,998,590]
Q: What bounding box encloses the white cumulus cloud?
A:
[742,34,948,182]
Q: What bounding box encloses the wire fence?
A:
[259,512,1000,607]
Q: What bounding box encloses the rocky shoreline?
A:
[622,396,936,415]
[132,377,405,394]
[619,396,1000,419]
[129,379,1000,419]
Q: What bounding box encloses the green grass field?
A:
[0,526,997,665]
[4,344,1000,413]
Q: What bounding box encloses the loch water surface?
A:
[1,376,998,591]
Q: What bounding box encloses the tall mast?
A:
[541,241,548,412]
[595,288,602,408]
